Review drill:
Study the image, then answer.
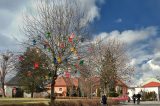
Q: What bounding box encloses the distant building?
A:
[3,76,128,98]
[46,76,128,97]
[128,78,160,101]
[46,77,79,97]
[115,80,128,96]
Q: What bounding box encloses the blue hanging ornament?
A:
[33,39,36,45]
[64,58,68,64]
[38,35,41,40]
[81,37,85,42]
[53,57,58,64]
[75,70,77,73]
[44,44,47,49]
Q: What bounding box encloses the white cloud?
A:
[95,26,160,86]
[0,0,102,51]
[95,26,158,45]
[78,0,102,22]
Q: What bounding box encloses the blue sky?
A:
[94,0,160,33]
[0,0,160,86]
[93,0,160,86]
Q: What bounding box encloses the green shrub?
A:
[108,92,119,97]
[142,91,157,101]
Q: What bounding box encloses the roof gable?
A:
[55,77,67,87]
[115,80,128,88]
[143,82,160,87]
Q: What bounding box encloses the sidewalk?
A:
[113,101,160,106]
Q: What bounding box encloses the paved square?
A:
[114,101,160,106]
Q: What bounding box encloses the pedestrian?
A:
[101,94,107,106]
[132,94,136,104]
[137,93,141,104]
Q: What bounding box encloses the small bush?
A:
[52,99,100,106]
[108,92,119,97]
[51,98,118,106]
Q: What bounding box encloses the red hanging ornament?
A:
[75,64,79,69]
[19,56,24,61]
[65,71,70,78]
[68,37,73,42]
[60,43,65,48]
[88,47,93,52]
[34,62,39,69]
[70,33,75,39]
[78,56,81,60]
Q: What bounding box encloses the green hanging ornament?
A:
[79,60,84,65]
[46,32,51,38]
[48,48,50,52]
[71,64,75,69]
[48,72,52,77]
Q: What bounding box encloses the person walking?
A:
[137,93,141,104]
[101,94,107,106]
[132,94,136,104]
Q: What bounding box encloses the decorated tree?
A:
[22,0,90,103]
[0,51,16,97]
[17,47,50,98]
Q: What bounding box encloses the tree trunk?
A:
[89,81,92,99]
[50,76,56,105]
[31,82,35,98]
[31,91,34,98]
[50,65,58,105]
[2,82,6,97]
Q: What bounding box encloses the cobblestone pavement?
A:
[114,101,160,106]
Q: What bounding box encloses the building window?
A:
[59,88,62,91]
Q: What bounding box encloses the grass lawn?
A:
[0,98,50,105]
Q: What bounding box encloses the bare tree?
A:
[0,51,16,97]
[89,38,134,96]
[21,0,90,103]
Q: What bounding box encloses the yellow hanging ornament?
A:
[45,76,49,80]
[70,47,75,52]
[74,50,77,55]
[57,57,62,63]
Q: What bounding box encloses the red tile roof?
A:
[46,77,79,88]
[55,77,67,87]
[115,80,128,88]
[143,82,160,87]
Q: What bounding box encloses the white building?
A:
[128,79,160,101]
[128,87,135,100]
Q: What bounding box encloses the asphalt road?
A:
[114,101,160,106]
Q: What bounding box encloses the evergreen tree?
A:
[17,47,50,97]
